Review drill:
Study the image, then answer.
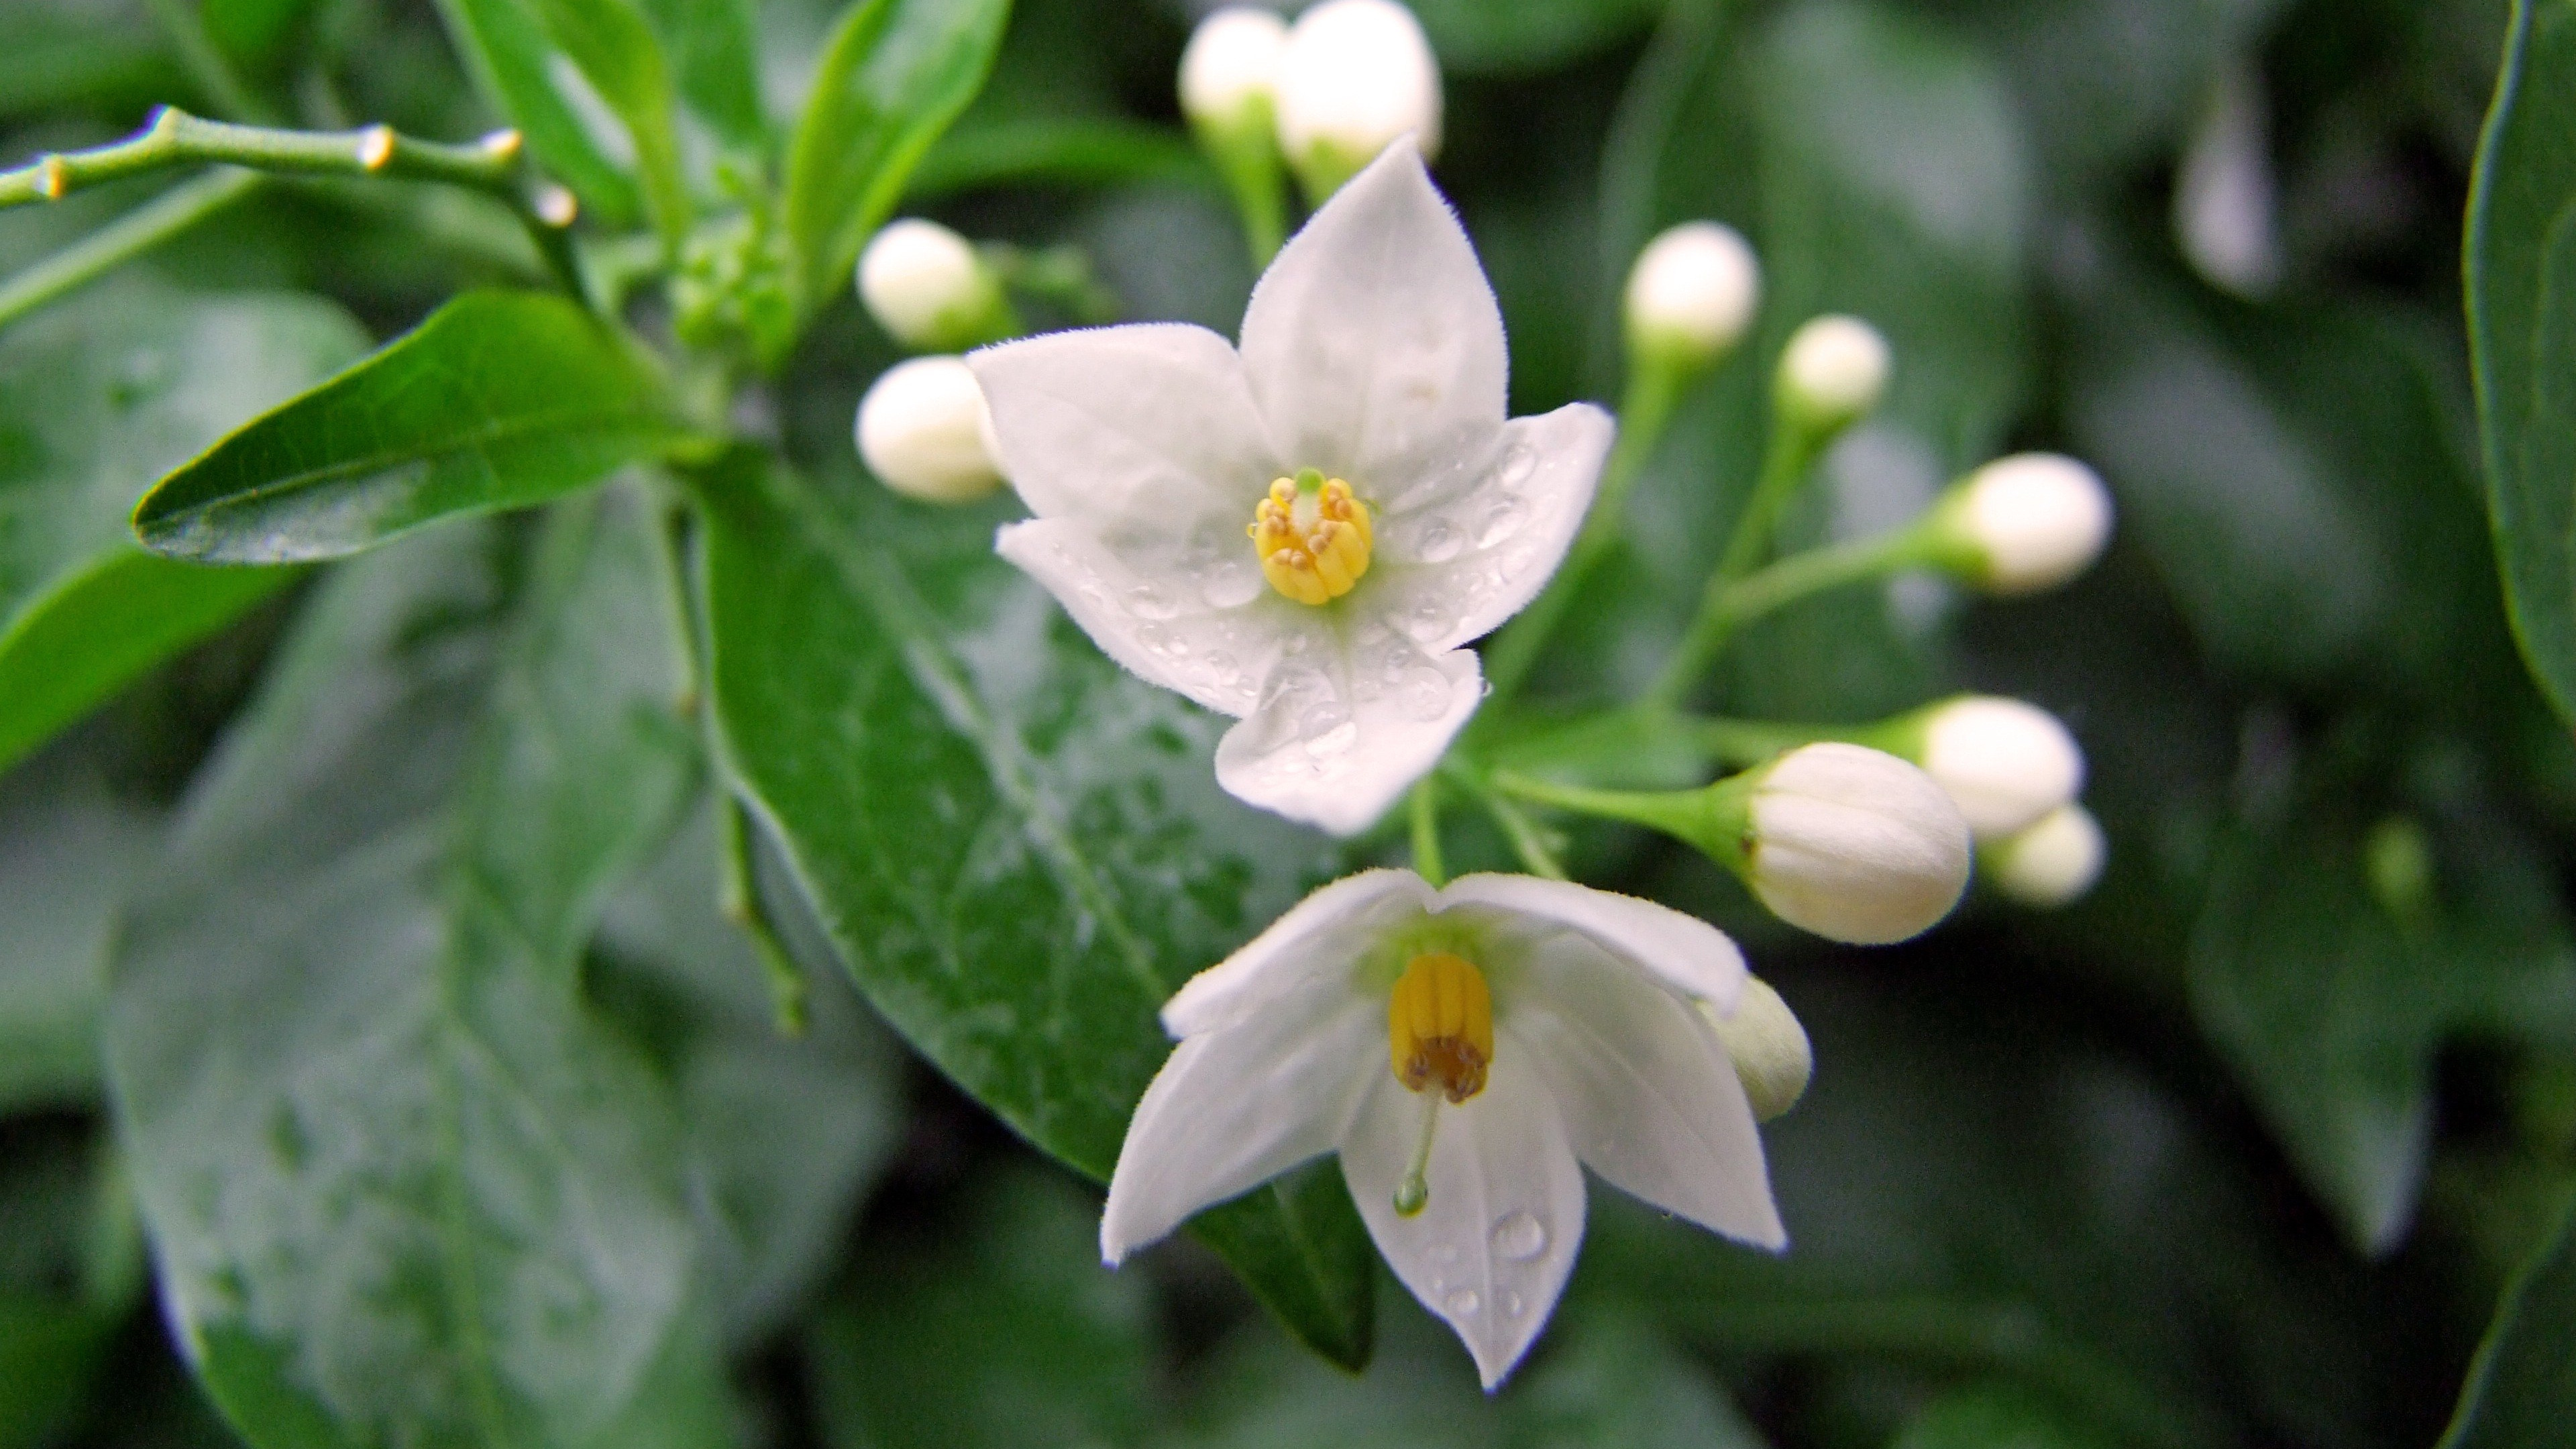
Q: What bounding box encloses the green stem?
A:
[0,107,587,305]
[1489,768,1751,879]
[1686,714,1836,767]
[1409,778,1448,888]
[142,0,272,123]
[1648,521,1937,709]
[1481,356,1688,708]
[720,792,809,1038]
[1716,416,1824,583]
[0,168,260,331]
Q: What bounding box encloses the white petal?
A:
[969,323,1279,529]
[1238,141,1507,509]
[1161,868,1436,1037]
[1513,941,1784,1250]
[996,518,1296,717]
[1214,641,1481,836]
[1435,873,1746,1010]
[1340,1049,1585,1390]
[1368,402,1613,649]
[1102,985,1379,1264]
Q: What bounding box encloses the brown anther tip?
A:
[35,156,68,200]
[480,129,525,162]
[357,125,396,172]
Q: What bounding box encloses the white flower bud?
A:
[1624,221,1760,370]
[1935,452,2113,594]
[1703,977,1811,1122]
[1275,0,1442,201]
[1743,743,1970,945]
[1775,314,1889,432]
[1181,7,1288,129]
[1982,802,2105,909]
[1913,696,2084,840]
[857,219,1010,352]
[855,356,1004,504]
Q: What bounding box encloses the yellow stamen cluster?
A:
[1388,951,1493,1103]
[1250,469,1373,604]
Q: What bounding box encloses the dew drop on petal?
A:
[1395,665,1452,721]
[1474,495,1527,548]
[1129,584,1178,619]
[1502,1291,1524,1318]
[1305,720,1360,757]
[1500,443,1538,484]
[1415,519,1462,563]
[1491,1210,1548,1261]
[1198,558,1262,608]
[1431,1243,1459,1266]
[1443,1289,1482,1318]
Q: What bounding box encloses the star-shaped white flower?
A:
[1101,869,1786,1388]
[970,142,1613,835]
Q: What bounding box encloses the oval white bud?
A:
[1703,977,1811,1122]
[1776,314,1890,431]
[1275,0,1442,199]
[1745,743,1971,945]
[1916,696,2084,840]
[1181,7,1288,127]
[1944,452,2113,594]
[1624,221,1760,370]
[857,219,1006,351]
[855,356,1004,504]
[1983,802,2105,909]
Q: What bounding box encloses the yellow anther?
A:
[1388,951,1493,1104]
[1250,469,1373,605]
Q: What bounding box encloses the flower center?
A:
[1250,467,1373,605]
[1387,951,1492,1218]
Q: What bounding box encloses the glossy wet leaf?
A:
[782,0,1011,309]
[131,291,696,565]
[433,0,647,224]
[106,495,715,1448]
[524,0,690,242]
[2440,1197,2576,1449]
[692,450,1375,1368]
[0,282,366,772]
[639,0,765,148]
[2468,0,2576,729]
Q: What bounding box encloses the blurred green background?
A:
[6,0,2571,1445]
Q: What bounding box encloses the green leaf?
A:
[0,282,365,772]
[106,494,716,1448]
[204,0,318,66]
[692,450,1376,1368]
[2440,1195,2576,1449]
[0,0,179,117]
[638,0,765,150]
[525,0,691,245]
[1892,1383,2123,1449]
[2188,772,2576,1254]
[0,739,160,1112]
[431,0,647,225]
[905,117,1214,200]
[782,0,1011,310]
[0,1296,115,1449]
[1405,0,1662,74]
[807,1164,1154,1449]
[131,291,695,566]
[2469,0,2576,729]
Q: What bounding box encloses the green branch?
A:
[1648,523,1940,709]
[0,108,587,304]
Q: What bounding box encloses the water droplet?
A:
[1401,595,1455,642]
[1500,444,1538,484]
[1415,519,1462,563]
[1431,1243,1459,1266]
[1502,1291,1524,1317]
[1135,624,1172,656]
[1128,584,1178,619]
[1198,558,1261,608]
[1395,666,1452,721]
[1474,496,1527,548]
[1443,1289,1483,1317]
[1305,720,1359,757]
[1491,1210,1548,1261]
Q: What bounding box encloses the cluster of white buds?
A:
[1894,695,2084,840]
[1623,221,1761,373]
[1183,1,1444,209]
[855,356,1004,503]
[1775,314,1892,434]
[1927,452,2115,596]
[1982,803,2106,909]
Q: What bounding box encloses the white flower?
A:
[1181,7,1288,128]
[1102,869,1784,1388]
[1983,802,2105,908]
[1741,743,1971,945]
[855,356,1004,503]
[857,219,1010,352]
[1775,314,1889,431]
[1623,221,1760,369]
[972,142,1611,835]
[1931,452,2113,595]
[1911,695,2084,839]
[1275,0,1442,200]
